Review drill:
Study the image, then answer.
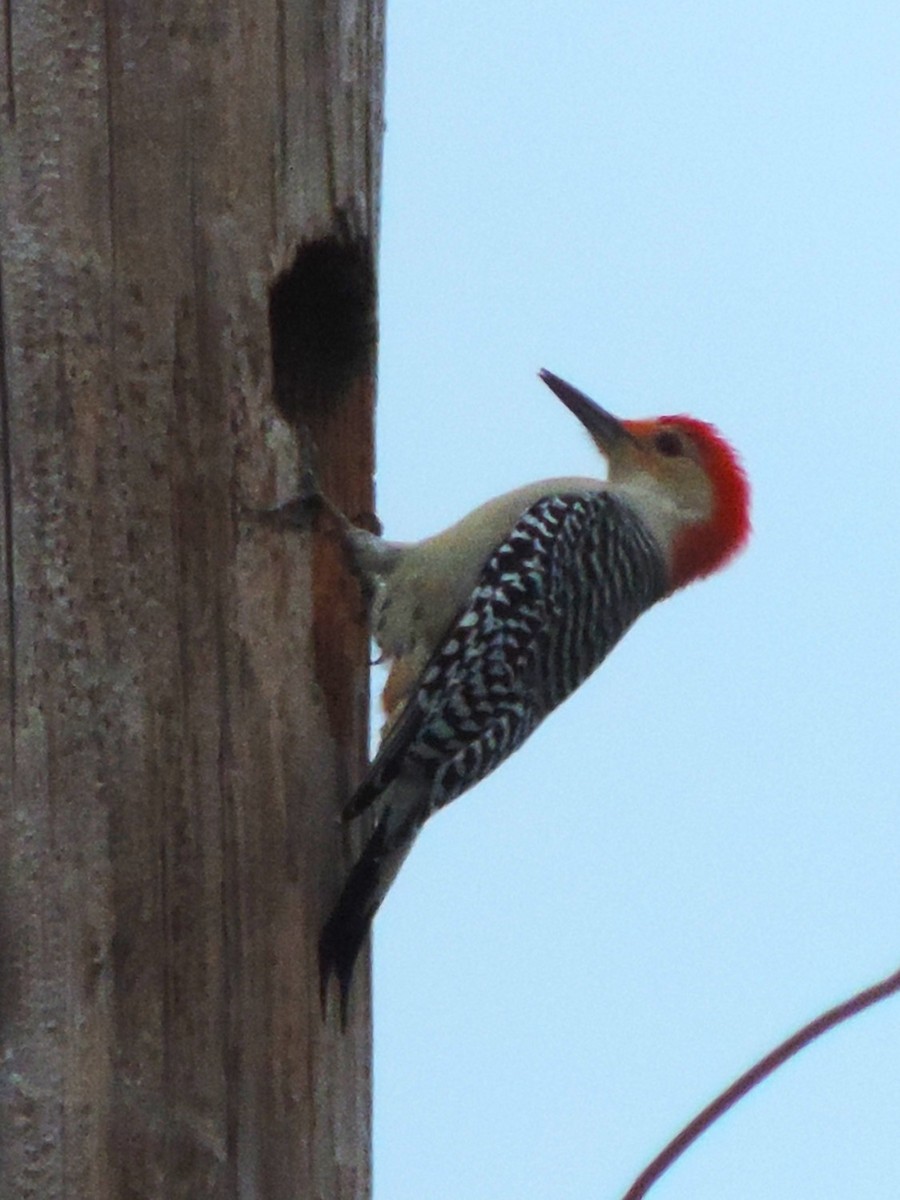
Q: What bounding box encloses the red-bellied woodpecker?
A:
[319,369,751,1023]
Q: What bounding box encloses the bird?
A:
[318,368,750,1024]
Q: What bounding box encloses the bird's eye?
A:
[654,431,683,457]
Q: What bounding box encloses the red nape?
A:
[663,415,751,589]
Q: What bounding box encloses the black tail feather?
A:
[319,807,419,1029]
[319,835,384,1028]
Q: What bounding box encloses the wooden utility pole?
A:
[0,2,383,1196]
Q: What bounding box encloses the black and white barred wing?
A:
[344,492,667,821]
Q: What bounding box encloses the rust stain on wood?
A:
[269,229,377,759]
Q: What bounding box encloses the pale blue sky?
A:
[373,4,900,1197]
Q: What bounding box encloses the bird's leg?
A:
[246,439,396,586]
[248,436,348,535]
[255,479,345,535]
[248,429,375,533]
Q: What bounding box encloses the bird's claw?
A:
[251,490,328,532]
[245,444,345,533]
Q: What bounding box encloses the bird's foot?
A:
[244,439,382,542]
[245,437,345,533]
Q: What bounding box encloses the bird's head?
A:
[540,369,751,591]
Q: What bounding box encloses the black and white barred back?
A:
[361,491,668,818]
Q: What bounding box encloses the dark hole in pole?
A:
[268,232,376,425]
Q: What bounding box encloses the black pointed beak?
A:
[538,369,634,451]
